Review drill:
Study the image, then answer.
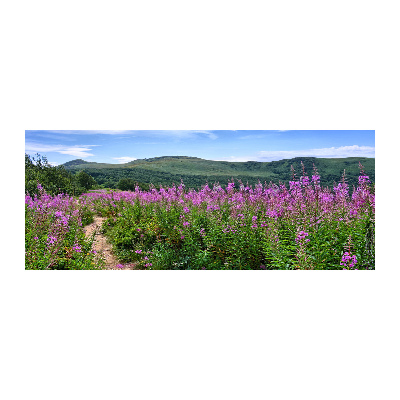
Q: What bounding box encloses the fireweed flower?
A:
[340,252,357,269]
[72,244,82,252]
[116,264,124,268]
[135,250,142,254]
[47,236,57,245]
[296,231,309,242]
[358,175,370,185]
[311,175,320,185]
[300,176,310,186]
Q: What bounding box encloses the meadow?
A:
[25,163,375,270]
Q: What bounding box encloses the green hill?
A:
[62,156,375,190]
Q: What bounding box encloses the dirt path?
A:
[84,216,136,270]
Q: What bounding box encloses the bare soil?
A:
[84,216,136,270]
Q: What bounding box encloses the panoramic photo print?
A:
[25,130,375,270]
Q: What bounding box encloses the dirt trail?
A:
[84,216,136,270]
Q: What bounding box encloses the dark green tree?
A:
[75,170,97,191]
[117,178,136,191]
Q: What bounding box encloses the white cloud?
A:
[213,145,374,163]
[113,156,137,164]
[48,161,59,166]
[214,156,253,162]
[27,130,219,139]
[25,142,97,158]
[139,130,218,140]
[195,131,218,140]
[257,145,375,161]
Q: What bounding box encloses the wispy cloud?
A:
[26,130,133,135]
[214,145,375,163]
[113,156,137,164]
[214,156,253,162]
[194,130,218,140]
[26,130,218,140]
[27,130,219,140]
[238,134,266,140]
[137,130,218,140]
[25,142,99,158]
[257,145,375,161]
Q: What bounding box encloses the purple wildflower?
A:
[72,244,82,252]
[340,252,357,269]
[296,231,309,242]
[47,236,57,245]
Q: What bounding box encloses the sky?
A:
[25,130,375,166]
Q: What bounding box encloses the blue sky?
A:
[25,130,375,166]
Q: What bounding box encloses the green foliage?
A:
[117,178,136,191]
[25,153,98,196]
[75,170,97,190]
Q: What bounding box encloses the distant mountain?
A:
[62,159,91,167]
[61,156,375,190]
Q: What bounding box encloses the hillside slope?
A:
[62,156,375,189]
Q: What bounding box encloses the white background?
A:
[1,0,399,399]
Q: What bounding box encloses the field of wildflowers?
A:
[25,185,104,269]
[25,163,374,270]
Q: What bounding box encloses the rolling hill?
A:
[62,156,375,190]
